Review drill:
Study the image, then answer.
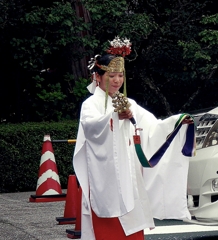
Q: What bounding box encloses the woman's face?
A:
[96,72,124,96]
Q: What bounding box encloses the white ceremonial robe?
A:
[73,87,191,240]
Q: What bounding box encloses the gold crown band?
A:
[97,57,124,72]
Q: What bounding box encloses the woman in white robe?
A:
[73,53,195,240]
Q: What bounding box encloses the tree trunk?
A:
[72,0,92,80]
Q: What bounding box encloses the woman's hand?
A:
[118,109,133,120]
[182,116,194,125]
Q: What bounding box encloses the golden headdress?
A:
[96,57,124,73]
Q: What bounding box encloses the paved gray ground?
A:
[0,191,75,240]
[1,191,218,240]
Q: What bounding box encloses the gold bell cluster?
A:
[112,91,131,113]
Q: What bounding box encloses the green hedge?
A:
[0,120,79,193]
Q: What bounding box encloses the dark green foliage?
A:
[0,120,78,193]
[1,0,218,122]
[0,0,93,122]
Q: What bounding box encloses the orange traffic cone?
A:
[56,175,78,224]
[29,135,66,202]
[66,187,82,239]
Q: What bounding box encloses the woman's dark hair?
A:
[91,54,116,76]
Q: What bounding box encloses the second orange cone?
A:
[56,175,78,225]
[66,187,82,239]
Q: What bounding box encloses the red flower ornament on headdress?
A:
[106,36,131,57]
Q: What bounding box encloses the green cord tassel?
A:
[123,69,127,97]
[105,75,109,113]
